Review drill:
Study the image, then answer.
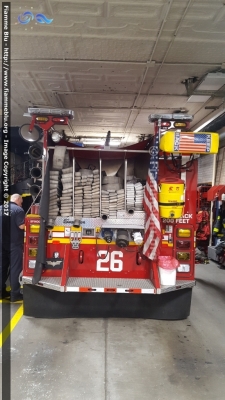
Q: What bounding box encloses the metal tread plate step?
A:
[23,276,195,294]
[158,280,196,294]
[22,276,63,292]
[66,277,156,293]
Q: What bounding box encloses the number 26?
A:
[97,251,123,272]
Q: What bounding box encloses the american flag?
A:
[174,133,211,153]
[143,138,161,260]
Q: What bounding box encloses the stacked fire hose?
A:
[49,170,61,219]
[126,181,144,213]
[48,147,145,219]
[101,176,124,219]
[60,167,73,217]
[74,169,100,218]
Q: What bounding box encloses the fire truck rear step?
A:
[158,280,195,294]
[22,276,63,291]
[66,277,156,293]
[22,276,195,294]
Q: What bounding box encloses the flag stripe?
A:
[143,168,161,260]
[174,133,211,152]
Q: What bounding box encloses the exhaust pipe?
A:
[101,214,109,220]
[30,166,42,179]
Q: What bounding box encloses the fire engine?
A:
[20,109,219,319]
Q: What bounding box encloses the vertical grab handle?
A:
[124,158,127,211]
[99,158,102,217]
[72,156,75,218]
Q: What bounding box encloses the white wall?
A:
[197,154,214,184]
[215,146,225,185]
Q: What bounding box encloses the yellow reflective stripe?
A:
[47,238,70,244]
[48,227,82,232]
[47,238,138,245]
[50,226,65,232]
[0,305,23,348]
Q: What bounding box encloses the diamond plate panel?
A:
[66,277,155,290]
[54,213,145,228]
[22,276,33,285]
[22,276,64,292]
[158,280,196,294]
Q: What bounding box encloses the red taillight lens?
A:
[161,121,171,127]
[176,240,190,249]
[52,117,65,123]
[29,236,38,245]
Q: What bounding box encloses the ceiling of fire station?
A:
[2,0,225,145]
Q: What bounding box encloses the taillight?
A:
[30,224,40,233]
[29,248,38,257]
[177,264,190,273]
[29,236,39,245]
[176,240,190,249]
[177,228,191,238]
[28,260,36,269]
[176,252,190,261]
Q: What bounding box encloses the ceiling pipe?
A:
[127,0,194,137]
[219,131,225,141]
[11,59,221,67]
[123,0,174,143]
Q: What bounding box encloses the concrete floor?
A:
[1,260,225,400]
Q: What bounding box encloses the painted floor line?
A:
[0,304,24,348]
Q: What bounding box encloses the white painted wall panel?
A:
[215,147,225,185]
[197,154,214,184]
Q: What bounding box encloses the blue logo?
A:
[35,13,53,24]
[18,11,53,25]
[17,11,34,24]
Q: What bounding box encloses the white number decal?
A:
[96,251,110,271]
[97,251,123,272]
[110,251,123,272]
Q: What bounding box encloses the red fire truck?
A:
[20,109,219,319]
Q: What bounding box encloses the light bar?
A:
[27,108,74,119]
[149,114,193,122]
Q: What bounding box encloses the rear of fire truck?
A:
[21,109,219,319]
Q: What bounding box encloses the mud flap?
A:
[23,285,192,320]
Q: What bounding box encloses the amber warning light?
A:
[35,116,49,122]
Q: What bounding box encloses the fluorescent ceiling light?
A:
[188,95,211,103]
[107,141,121,146]
[83,139,121,146]
[83,140,105,145]
[193,110,225,132]
[196,73,225,91]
